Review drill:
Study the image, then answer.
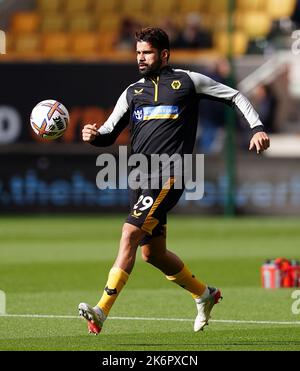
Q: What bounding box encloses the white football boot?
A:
[78,302,106,335]
[194,286,222,332]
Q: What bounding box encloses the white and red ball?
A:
[30,99,69,140]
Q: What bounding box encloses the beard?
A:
[138,57,163,77]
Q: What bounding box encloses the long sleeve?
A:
[187,71,264,133]
[91,88,130,147]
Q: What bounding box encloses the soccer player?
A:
[79,27,270,335]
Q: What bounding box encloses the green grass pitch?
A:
[0,215,300,351]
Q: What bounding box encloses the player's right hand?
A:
[82,124,99,142]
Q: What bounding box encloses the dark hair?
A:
[135,27,170,53]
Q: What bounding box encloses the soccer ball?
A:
[30,99,69,140]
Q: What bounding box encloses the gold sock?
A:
[166,265,207,299]
[96,267,129,316]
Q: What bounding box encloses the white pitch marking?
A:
[1,313,300,325]
[0,291,6,314]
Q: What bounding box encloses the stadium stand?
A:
[93,0,120,14]
[236,11,272,39]
[13,33,41,56]
[1,0,297,59]
[37,0,63,13]
[10,11,40,33]
[177,0,206,14]
[121,0,148,15]
[70,32,101,57]
[64,0,93,14]
[150,0,177,14]
[266,0,297,19]
[68,13,96,33]
[42,32,70,57]
[213,30,249,56]
[207,0,230,14]
[236,0,265,12]
[98,14,122,33]
[40,13,67,33]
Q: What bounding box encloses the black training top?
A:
[91,65,263,155]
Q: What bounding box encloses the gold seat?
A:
[236,0,265,12]
[13,33,41,55]
[98,14,122,32]
[10,12,40,34]
[94,0,120,14]
[68,13,96,32]
[41,13,67,32]
[178,0,207,14]
[150,0,177,14]
[236,11,272,38]
[42,32,70,56]
[214,30,249,56]
[266,0,296,19]
[207,0,230,14]
[65,0,92,13]
[120,0,148,15]
[71,32,100,55]
[98,31,118,51]
[37,0,63,13]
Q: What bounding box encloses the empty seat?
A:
[71,32,100,55]
[120,0,149,15]
[37,0,64,13]
[14,33,41,55]
[207,0,230,14]
[94,0,120,14]
[150,0,177,14]
[41,14,67,32]
[68,13,96,32]
[178,0,207,14]
[266,0,296,19]
[214,30,249,56]
[236,0,265,12]
[65,0,92,13]
[42,32,70,56]
[98,14,122,32]
[236,11,272,38]
[98,31,118,51]
[10,12,40,33]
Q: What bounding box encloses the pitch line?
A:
[1,313,300,325]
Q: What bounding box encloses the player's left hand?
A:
[249,131,270,154]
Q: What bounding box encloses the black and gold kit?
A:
[91,65,264,241]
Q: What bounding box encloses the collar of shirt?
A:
[145,65,172,80]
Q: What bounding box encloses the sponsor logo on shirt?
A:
[133,106,179,122]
